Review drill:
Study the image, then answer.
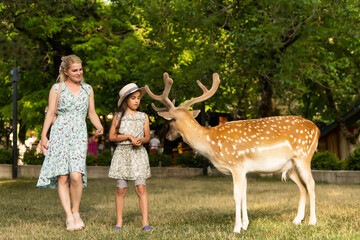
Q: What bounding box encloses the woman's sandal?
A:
[73,212,85,230]
[66,217,77,231]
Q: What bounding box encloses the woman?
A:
[37,55,103,231]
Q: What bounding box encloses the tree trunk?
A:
[19,121,26,144]
[259,76,273,117]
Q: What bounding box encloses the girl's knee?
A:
[117,188,127,197]
[135,185,147,195]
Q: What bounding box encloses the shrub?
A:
[343,148,360,170]
[149,152,172,167]
[0,148,12,164]
[86,154,98,166]
[22,150,45,165]
[311,151,342,170]
[176,152,203,168]
[96,150,112,166]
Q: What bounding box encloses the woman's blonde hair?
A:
[57,55,84,83]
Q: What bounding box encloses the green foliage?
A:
[2,0,360,152]
[343,148,360,170]
[87,150,112,166]
[176,152,203,168]
[22,150,45,165]
[86,154,98,166]
[0,148,12,164]
[311,151,342,170]
[148,152,172,167]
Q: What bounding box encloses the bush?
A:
[311,151,342,170]
[343,148,360,170]
[176,152,203,168]
[97,150,112,166]
[0,148,12,164]
[22,150,45,165]
[86,150,112,166]
[149,152,172,167]
[86,154,98,166]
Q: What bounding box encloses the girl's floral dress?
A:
[108,112,151,180]
[37,82,91,188]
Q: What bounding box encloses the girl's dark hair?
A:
[115,95,129,133]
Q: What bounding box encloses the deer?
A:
[145,72,319,233]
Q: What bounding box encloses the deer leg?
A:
[241,177,249,230]
[292,160,317,226]
[288,170,307,225]
[232,170,246,233]
[301,168,316,225]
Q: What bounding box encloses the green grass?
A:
[0,176,359,239]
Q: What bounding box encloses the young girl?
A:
[37,55,103,231]
[108,83,152,231]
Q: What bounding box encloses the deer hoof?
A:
[308,217,317,226]
[233,225,242,233]
[292,216,303,225]
[242,221,249,230]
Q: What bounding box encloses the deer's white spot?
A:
[211,141,215,145]
[206,135,210,142]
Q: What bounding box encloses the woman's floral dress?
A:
[108,112,151,180]
[37,82,91,189]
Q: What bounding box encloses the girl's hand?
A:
[40,137,49,155]
[133,139,142,147]
[129,135,138,146]
[95,127,104,136]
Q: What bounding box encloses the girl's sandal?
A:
[66,217,77,231]
[73,212,85,230]
[142,225,153,232]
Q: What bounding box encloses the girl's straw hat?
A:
[118,83,146,107]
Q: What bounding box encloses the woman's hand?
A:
[95,126,104,136]
[40,137,49,155]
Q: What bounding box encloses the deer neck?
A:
[175,115,213,158]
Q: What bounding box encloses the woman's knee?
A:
[58,175,69,185]
[70,172,83,185]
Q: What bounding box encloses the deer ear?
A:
[191,110,201,118]
[158,111,174,120]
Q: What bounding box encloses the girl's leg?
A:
[135,183,149,227]
[69,172,84,228]
[115,187,128,227]
[58,175,73,219]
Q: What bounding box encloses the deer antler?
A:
[151,100,176,112]
[145,72,175,110]
[180,73,220,110]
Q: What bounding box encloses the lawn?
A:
[0,176,359,240]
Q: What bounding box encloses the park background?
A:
[1,1,360,239]
[1,0,360,169]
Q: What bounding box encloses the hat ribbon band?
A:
[120,87,139,97]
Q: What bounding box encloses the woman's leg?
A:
[69,172,84,228]
[57,175,73,219]
[135,184,149,227]
[69,172,83,214]
[115,187,128,227]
